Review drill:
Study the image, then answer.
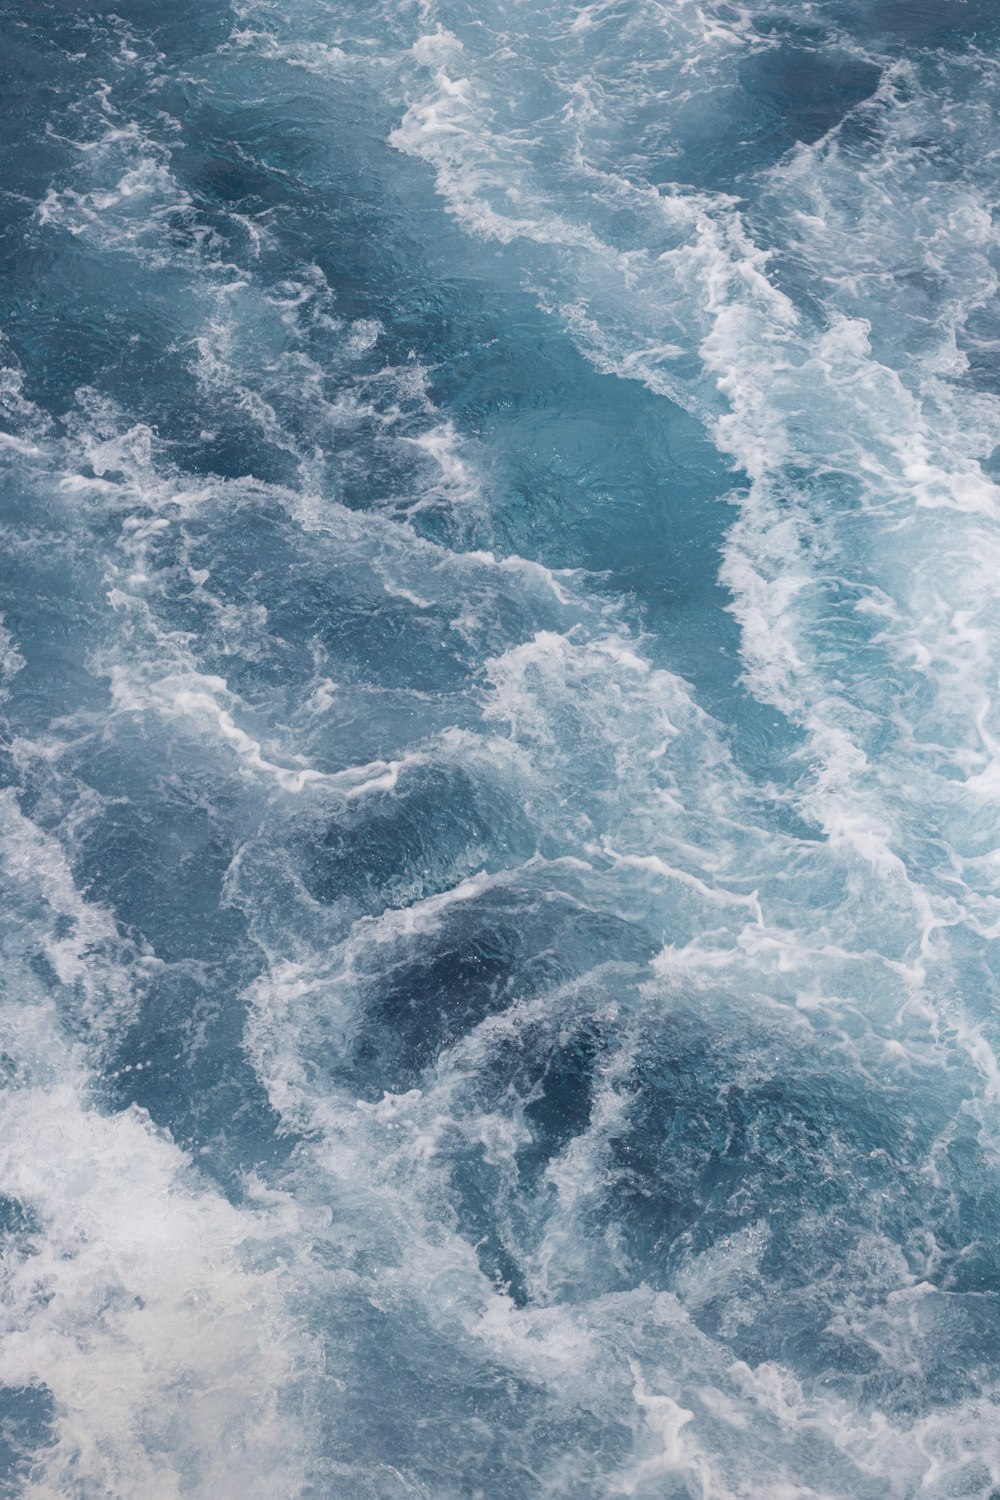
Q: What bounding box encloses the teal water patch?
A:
[2,0,1000,1495]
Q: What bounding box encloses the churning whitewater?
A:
[2,0,1000,1494]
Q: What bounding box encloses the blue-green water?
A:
[2,1,1000,1494]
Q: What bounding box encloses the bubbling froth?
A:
[2,0,1000,1494]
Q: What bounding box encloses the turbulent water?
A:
[4,0,1000,1495]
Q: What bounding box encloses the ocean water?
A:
[2,0,1000,1494]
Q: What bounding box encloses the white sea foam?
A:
[394,3,1000,1012]
[0,787,315,1496]
[0,1084,314,1500]
[8,5,1000,1493]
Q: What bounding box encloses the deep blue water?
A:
[2,0,1000,1495]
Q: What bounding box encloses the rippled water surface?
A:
[3,0,1000,1495]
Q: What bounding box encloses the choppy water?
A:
[2,0,1000,1495]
